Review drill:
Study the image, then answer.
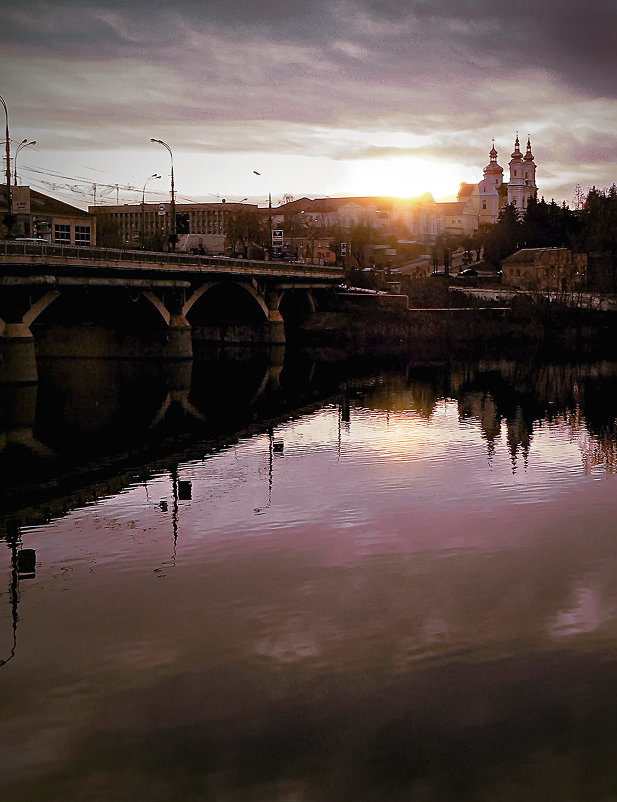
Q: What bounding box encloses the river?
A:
[2,347,617,801]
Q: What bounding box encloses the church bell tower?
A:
[508,135,537,213]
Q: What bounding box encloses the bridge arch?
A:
[186,280,285,344]
[0,248,343,362]
[23,290,62,327]
[185,280,269,321]
[28,286,190,359]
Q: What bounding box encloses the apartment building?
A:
[90,200,253,252]
[1,185,96,244]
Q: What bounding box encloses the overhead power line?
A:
[22,164,138,193]
[18,164,230,208]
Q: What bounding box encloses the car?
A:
[15,237,50,244]
[458,268,478,277]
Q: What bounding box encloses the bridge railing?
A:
[0,240,344,275]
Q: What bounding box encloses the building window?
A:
[482,200,487,209]
[54,224,71,244]
[75,225,91,245]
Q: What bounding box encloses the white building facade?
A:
[455,135,538,236]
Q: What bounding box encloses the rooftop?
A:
[1,185,93,217]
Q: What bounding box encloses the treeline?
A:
[474,185,617,270]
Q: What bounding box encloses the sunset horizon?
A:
[2,1,615,211]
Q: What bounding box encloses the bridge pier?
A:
[266,345,285,390]
[149,289,194,360]
[166,313,193,360]
[0,322,38,384]
[0,287,38,383]
[266,310,286,344]
[265,290,285,345]
[0,381,38,449]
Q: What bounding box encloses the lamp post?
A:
[0,95,13,234]
[141,173,160,249]
[150,138,176,248]
[253,170,272,258]
[14,139,36,184]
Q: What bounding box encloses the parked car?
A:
[15,237,50,244]
[458,268,478,277]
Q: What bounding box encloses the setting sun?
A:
[343,156,472,201]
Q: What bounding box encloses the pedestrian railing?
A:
[0,240,343,276]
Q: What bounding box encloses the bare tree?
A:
[225,208,267,258]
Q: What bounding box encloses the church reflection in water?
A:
[3,349,617,522]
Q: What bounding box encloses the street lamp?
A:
[253,170,272,258]
[141,173,161,248]
[14,139,36,184]
[0,95,13,234]
[150,138,176,247]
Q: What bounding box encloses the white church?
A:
[455,135,538,235]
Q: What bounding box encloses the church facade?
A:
[456,135,538,236]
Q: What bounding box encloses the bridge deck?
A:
[0,242,343,283]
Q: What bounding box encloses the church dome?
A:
[484,141,503,174]
[510,135,523,159]
[484,161,503,174]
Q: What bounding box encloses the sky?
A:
[2,0,617,211]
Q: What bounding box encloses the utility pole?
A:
[1,95,13,235]
[151,139,176,249]
[253,171,272,258]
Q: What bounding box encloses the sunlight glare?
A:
[343,157,469,201]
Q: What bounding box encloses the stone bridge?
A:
[0,242,344,382]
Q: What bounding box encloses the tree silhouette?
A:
[484,203,521,267]
[225,209,267,258]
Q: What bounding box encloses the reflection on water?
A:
[2,349,617,800]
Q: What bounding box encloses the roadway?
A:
[0,241,344,285]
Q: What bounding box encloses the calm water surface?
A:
[2,354,617,800]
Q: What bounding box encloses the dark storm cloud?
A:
[2,0,615,202]
[3,0,616,99]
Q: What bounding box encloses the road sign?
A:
[158,203,166,216]
[340,242,347,255]
[272,229,283,246]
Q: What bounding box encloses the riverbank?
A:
[297,287,617,356]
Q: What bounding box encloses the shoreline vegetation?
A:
[299,282,617,356]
